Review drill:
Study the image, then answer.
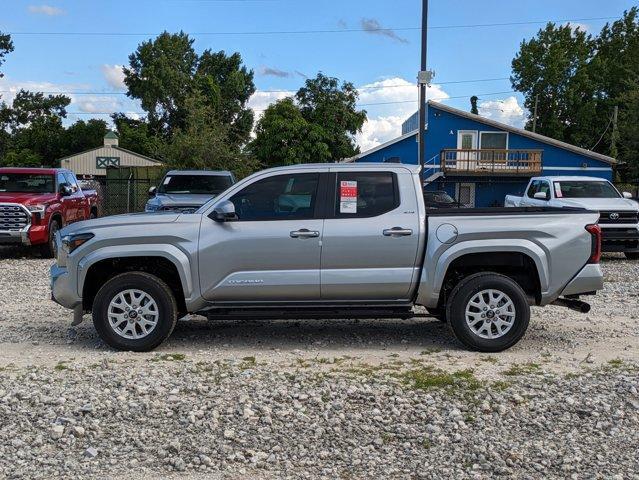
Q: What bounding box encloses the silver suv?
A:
[145,170,235,213]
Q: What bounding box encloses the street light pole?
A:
[418,0,429,188]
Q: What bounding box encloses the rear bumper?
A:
[560,263,604,297]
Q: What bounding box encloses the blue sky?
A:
[1,0,636,150]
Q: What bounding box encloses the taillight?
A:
[585,224,601,264]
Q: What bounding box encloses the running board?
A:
[206,307,434,321]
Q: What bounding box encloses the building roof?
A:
[57,145,163,164]
[104,131,119,139]
[350,101,617,165]
[428,101,617,165]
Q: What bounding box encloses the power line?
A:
[5,16,617,37]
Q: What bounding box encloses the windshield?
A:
[158,174,233,195]
[553,180,620,199]
[0,173,55,193]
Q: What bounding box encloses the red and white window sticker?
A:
[339,180,358,213]
[554,183,563,198]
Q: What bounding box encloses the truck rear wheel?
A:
[446,273,530,352]
[92,272,178,352]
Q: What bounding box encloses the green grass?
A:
[502,363,541,376]
[419,347,442,356]
[54,361,68,371]
[607,359,624,368]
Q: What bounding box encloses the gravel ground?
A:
[0,248,638,479]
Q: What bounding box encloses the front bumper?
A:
[0,229,30,245]
[50,263,81,310]
[560,263,604,297]
[601,225,639,253]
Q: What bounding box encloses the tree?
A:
[511,23,595,145]
[0,149,41,167]
[296,73,366,160]
[61,119,109,157]
[123,31,255,145]
[0,31,13,81]
[3,90,70,130]
[250,98,331,168]
[156,94,259,178]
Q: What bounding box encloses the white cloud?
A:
[478,96,528,129]
[355,77,449,151]
[28,4,65,16]
[101,64,126,90]
[247,90,293,122]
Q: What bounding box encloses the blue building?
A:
[349,101,616,207]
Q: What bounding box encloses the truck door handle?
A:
[383,227,413,237]
[290,229,320,239]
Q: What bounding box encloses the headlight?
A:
[27,204,46,214]
[61,233,94,254]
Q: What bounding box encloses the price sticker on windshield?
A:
[554,183,563,198]
[340,180,358,213]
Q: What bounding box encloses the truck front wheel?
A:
[92,272,178,352]
[446,273,530,352]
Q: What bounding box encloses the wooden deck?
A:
[440,149,543,176]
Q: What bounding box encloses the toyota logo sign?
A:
[609,212,620,220]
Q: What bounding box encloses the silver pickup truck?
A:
[50,164,604,353]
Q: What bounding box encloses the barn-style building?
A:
[348,101,616,207]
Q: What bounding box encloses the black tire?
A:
[92,272,178,352]
[624,252,639,260]
[39,218,60,258]
[89,209,97,219]
[446,272,530,352]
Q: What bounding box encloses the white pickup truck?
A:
[505,176,639,259]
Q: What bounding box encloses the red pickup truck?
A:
[0,167,98,257]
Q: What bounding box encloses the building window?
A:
[479,132,508,150]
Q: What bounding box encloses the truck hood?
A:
[147,193,216,208]
[553,198,639,211]
[61,212,181,236]
[0,192,58,205]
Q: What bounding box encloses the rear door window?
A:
[333,172,399,218]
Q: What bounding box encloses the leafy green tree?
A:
[511,23,595,145]
[0,31,13,81]
[123,31,255,145]
[0,148,41,167]
[61,119,109,157]
[250,98,331,167]
[296,73,366,160]
[156,94,259,178]
[3,90,70,130]
[470,96,479,115]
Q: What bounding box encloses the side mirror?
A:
[534,191,549,200]
[59,185,72,197]
[148,186,157,197]
[210,200,238,222]
[622,191,633,199]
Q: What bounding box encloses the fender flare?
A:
[76,244,193,300]
[419,239,549,307]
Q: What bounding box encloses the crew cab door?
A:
[198,171,325,302]
[56,172,76,223]
[320,169,421,301]
[524,179,551,207]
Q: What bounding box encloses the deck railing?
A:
[440,149,543,176]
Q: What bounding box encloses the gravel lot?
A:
[0,249,638,479]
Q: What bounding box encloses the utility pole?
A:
[532,94,539,133]
[417,0,429,186]
[610,105,619,158]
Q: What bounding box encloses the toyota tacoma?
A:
[51,164,604,352]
